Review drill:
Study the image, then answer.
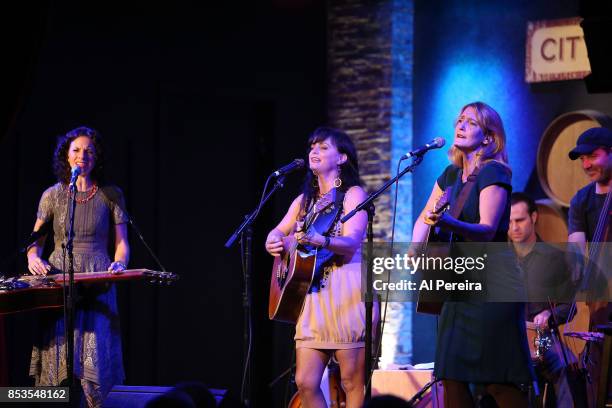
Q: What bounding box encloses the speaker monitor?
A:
[103,385,227,408]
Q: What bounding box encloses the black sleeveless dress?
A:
[433,162,534,385]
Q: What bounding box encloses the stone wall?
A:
[327,0,414,365]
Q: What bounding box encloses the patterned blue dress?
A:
[29,183,127,407]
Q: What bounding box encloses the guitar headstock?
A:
[143,270,179,285]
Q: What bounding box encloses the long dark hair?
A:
[53,126,105,184]
[300,127,361,213]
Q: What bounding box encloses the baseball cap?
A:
[568,127,612,160]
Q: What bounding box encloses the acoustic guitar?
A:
[268,192,337,323]
[416,188,452,315]
[268,234,317,323]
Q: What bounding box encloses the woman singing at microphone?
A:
[265,127,377,408]
[412,102,533,407]
[27,126,129,407]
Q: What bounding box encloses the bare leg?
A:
[335,348,365,408]
[486,383,528,408]
[441,379,473,408]
[295,348,330,408]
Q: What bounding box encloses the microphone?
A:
[69,166,82,189]
[401,137,446,160]
[272,159,305,177]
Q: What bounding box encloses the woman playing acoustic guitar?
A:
[265,127,376,408]
[412,102,534,407]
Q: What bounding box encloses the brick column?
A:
[328,0,414,365]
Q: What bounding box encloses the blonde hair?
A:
[448,101,509,170]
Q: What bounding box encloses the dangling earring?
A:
[333,165,342,188]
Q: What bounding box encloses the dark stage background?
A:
[0,1,327,406]
[2,0,612,406]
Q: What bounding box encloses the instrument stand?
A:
[341,155,424,401]
[225,176,287,407]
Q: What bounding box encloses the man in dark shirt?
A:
[509,192,575,408]
[566,127,612,407]
[567,127,612,302]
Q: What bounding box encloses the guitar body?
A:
[415,227,453,315]
[269,235,317,323]
[416,189,453,315]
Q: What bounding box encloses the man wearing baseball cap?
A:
[567,126,612,407]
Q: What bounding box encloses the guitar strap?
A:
[449,165,480,219]
[302,189,346,289]
[449,167,486,296]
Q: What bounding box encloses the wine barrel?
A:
[537,110,612,207]
[535,199,568,243]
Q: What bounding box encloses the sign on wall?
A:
[525,17,591,83]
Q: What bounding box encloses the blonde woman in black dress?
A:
[412,102,533,407]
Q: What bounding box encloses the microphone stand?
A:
[0,223,50,278]
[126,215,166,272]
[341,155,424,401]
[267,363,296,388]
[65,184,78,403]
[96,187,167,273]
[407,379,439,407]
[225,175,287,408]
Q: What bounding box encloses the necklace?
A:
[72,184,99,204]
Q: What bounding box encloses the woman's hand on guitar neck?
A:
[424,208,452,227]
[423,208,440,226]
[265,229,285,257]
